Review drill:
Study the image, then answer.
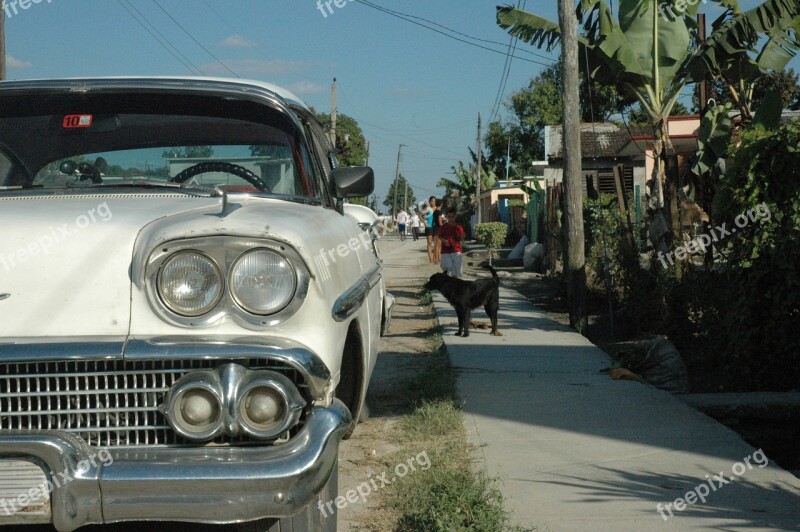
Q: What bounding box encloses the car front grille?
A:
[0,359,308,448]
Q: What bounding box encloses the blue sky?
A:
[3,0,783,208]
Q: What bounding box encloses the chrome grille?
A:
[0,360,308,448]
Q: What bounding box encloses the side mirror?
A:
[331,167,374,198]
[59,160,77,175]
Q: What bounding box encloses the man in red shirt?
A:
[438,207,465,277]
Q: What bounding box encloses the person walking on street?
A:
[432,198,445,263]
[421,198,436,262]
[410,210,420,241]
[438,206,465,277]
[395,209,409,241]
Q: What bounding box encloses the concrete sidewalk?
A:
[432,284,800,531]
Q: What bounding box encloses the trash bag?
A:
[616,336,689,394]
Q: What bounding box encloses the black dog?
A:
[424,266,501,337]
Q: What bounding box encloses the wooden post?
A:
[559,0,587,332]
[613,164,636,252]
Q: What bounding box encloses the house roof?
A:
[547,123,648,160]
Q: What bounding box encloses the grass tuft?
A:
[419,288,433,307]
[386,322,531,531]
[400,400,462,442]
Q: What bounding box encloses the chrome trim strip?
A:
[0,340,124,362]
[331,265,382,322]
[381,293,396,336]
[0,401,350,530]
[125,336,331,401]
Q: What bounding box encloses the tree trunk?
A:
[559,0,587,332]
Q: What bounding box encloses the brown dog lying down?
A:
[424,266,502,337]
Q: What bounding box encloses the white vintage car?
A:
[0,77,393,531]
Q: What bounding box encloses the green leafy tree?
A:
[438,148,497,210]
[383,174,416,213]
[700,68,800,112]
[484,66,563,177]
[485,61,637,178]
[317,113,369,167]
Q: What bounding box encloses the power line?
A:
[337,88,467,159]
[353,0,555,67]
[490,0,526,123]
[116,0,204,75]
[151,0,240,78]
[355,0,556,63]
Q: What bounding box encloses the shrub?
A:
[708,123,800,390]
[475,222,508,265]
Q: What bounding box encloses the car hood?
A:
[0,192,345,339]
[0,193,216,338]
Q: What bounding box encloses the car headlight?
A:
[230,249,296,315]
[158,251,223,316]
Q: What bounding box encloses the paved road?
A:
[430,279,800,531]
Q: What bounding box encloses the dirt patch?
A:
[337,282,440,531]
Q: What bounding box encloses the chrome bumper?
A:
[0,400,351,531]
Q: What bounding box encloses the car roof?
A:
[0,76,311,112]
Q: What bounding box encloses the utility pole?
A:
[0,6,6,80]
[364,141,370,166]
[559,0,587,332]
[391,144,405,216]
[697,13,714,272]
[505,136,511,182]
[330,78,337,146]
[476,112,482,224]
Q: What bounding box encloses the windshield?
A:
[0,90,321,199]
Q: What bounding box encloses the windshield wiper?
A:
[63,180,222,196]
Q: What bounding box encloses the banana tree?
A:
[498,0,705,214]
[437,148,498,208]
[497,0,800,225]
[688,1,800,175]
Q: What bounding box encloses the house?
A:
[476,117,705,241]
[476,175,543,236]
[543,116,702,198]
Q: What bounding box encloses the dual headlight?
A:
[157,248,296,317]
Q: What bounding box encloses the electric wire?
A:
[490,0,526,123]
[116,0,204,75]
[355,0,556,63]
[151,0,240,78]
[353,0,555,67]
